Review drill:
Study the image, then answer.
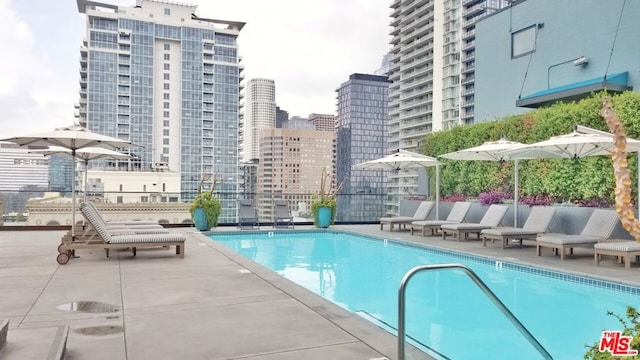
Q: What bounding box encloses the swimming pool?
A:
[209,230,640,359]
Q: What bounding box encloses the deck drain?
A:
[56,301,119,313]
[74,325,124,336]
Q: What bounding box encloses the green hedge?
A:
[421,91,640,203]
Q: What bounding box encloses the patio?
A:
[0,225,638,360]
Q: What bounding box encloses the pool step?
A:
[0,320,69,360]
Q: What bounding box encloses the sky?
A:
[0,0,391,139]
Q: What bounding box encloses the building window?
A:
[163,93,170,100]
[164,73,170,80]
[164,53,170,60]
[164,43,170,51]
[163,83,170,90]
[163,120,170,126]
[163,102,170,109]
[164,63,170,70]
[163,111,169,118]
[512,25,537,58]
[163,129,170,136]
[164,8,170,16]
[163,138,169,145]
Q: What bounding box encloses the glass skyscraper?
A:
[335,73,389,222]
[76,0,244,222]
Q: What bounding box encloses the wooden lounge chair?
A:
[56,202,186,265]
[380,201,434,231]
[441,204,509,240]
[536,209,619,260]
[481,207,556,249]
[238,199,259,230]
[594,241,640,269]
[410,202,471,236]
[274,199,294,229]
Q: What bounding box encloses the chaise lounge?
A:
[56,202,186,265]
[536,208,619,260]
[440,204,509,240]
[274,199,294,229]
[594,241,640,269]
[238,199,259,230]
[410,202,471,236]
[380,201,434,231]
[481,207,556,249]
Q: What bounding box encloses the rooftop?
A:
[0,225,637,359]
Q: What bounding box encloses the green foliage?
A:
[421,91,640,203]
[190,191,221,229]
[584,306,640,359]
[311,196,336,226]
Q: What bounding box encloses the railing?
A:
[0,190,417,228]
[397,263,552,360]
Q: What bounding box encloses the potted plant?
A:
[190,173,221,231]
[311,168,345,228]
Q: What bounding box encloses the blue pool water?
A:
[209,230,640,359]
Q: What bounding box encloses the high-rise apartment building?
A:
[387,0,509,213]
[243,78,276,162]
[308,113,335,132]
[275,106,289,128]
[335,74,389,222]
[257,128,334,221]
[76,0,244,222]
[0,143,49,213]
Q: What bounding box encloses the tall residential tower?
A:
[387,0,510,213]
[335,74,389,222]
[242,78,276,162]
[76,0,244,222]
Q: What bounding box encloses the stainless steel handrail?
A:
[398,263,553,360]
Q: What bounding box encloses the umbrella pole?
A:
[71,149,76,241]
[436,164,440,220]
[514,159,519,227]
[84,160,88,203]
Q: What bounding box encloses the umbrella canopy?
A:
[440,138,525,227]
[353,149,440,170]
[440,138,525,161]
[501,129,640,160]
[29,146,132,202]
[30,146,132,161]
[1,125,132,150]
[0,125,134,238]
[500,125,640,213]
[353,149,441,219]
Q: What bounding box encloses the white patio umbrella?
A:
[353,149,442,219]
[500,125,640,212]
[440,138,526,227]
[1,125,133,238]
[29,146,132,202]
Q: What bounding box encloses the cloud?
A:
[200,0,390,116]
[0,0,75,138]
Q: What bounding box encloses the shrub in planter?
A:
[190,173,221,230]
[311,167,345,227]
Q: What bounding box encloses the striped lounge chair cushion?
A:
[594,241,640,252]
[536,234,602,245]
[109,234,186,244]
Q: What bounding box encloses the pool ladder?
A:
[397,263,553,360]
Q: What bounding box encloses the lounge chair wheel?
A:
[56,253,70,265]
[57,244,64,253]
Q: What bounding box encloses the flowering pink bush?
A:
[478,190,511,205]
[519,194,556,206]
[574,198,613,208]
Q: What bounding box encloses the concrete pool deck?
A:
[0,225,638,359]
